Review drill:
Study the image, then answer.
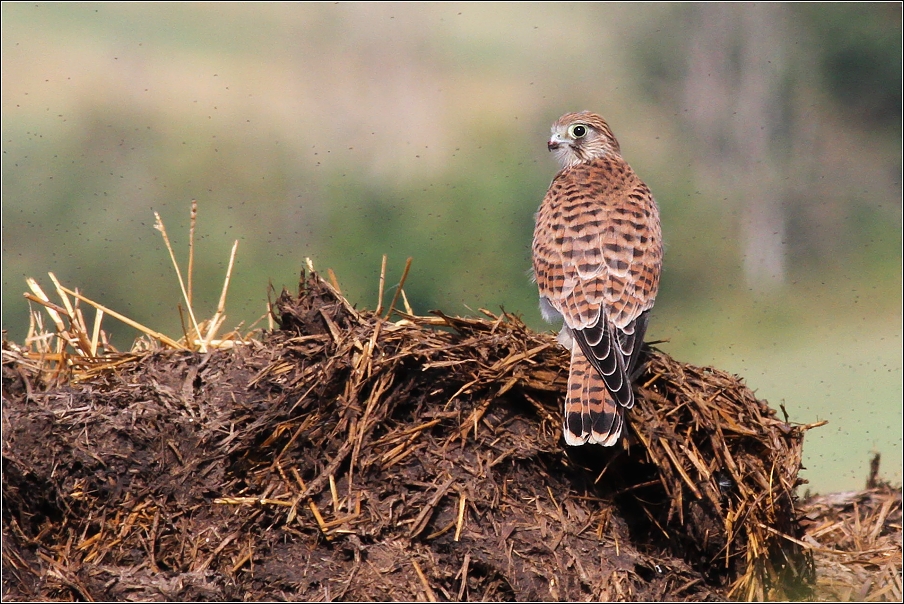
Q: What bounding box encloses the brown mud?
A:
[2,271,900,601]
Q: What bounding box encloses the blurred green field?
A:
[723,323,902,494]
[3,3,901,494]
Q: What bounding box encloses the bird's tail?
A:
[563,345,623,447]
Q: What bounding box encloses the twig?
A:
[376,254,387,315]
[411,558,438,602]
[154,211,205,352]
[401,288,413,315]
[457,552,471,600]
[455,492,467,542]
[385,257,412,319]
[90,308,104,357]
[409,477,455,538]
[202,239,239,349]
[188,199,197,305]
[25,279,66,332]
[758,522,897,556]
[193,530,240,572]
[327,268,342,293]
[56,285,185,350]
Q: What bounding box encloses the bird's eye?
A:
[569,124,587,139]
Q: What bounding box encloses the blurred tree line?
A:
[2,3,900,345]
[636,3,901,292]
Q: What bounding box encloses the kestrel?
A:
[532,111,662,446]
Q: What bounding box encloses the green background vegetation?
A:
[3,3,901,493]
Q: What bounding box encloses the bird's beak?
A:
[547,132,566,152]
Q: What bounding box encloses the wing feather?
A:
[533,156,661,416]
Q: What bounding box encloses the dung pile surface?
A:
[2,270,846,601]
[801,480,902,601]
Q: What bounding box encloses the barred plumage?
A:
[532,111,662,446]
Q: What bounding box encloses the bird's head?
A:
[547,111,621,169]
